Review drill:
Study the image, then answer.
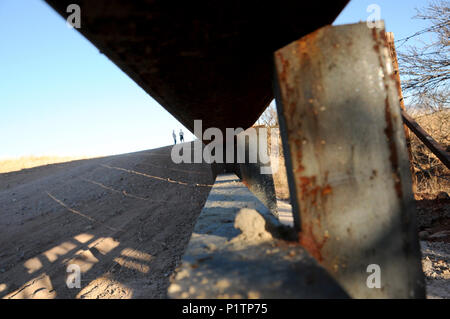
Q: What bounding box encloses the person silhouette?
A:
[179,129,184,143]
[172,130,177,144]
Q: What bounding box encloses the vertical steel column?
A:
[237,127,278,215]
[273,22,425,298]
[208,133,278,215]
[386,32,415,189]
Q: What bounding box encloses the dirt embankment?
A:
[0,144,214,299]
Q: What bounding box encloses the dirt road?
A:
[0,144,214,298]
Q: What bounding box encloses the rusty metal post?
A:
[386,32,416,190]
[209,131,278,215]
[273,22,425,298]
[386,32,450,171]
[237,126,278,215]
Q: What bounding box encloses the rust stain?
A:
[294,139,305,173]
[298,176,317,200]
[275,51,290,84]
[296,164,305,174]
[372,26,403,199]
[297,28,321,58]
[390,72,403,102]
[298,224,328,263]
[379,29,389,48]
[298,174,332,202]
[371,27,378,42]
[321,185,332,196]
[384,96,403,198]
[275,51,296,117]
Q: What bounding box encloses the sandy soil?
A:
[0,144,214,299]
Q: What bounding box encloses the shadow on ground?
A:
[0,143,214,298]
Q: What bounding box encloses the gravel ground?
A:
[421,240,450,299]
[416,195,450,299]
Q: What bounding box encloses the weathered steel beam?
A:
[385,32,412,145]
[44,0,349,134]
[237,127,278,215]
[274,22,425,298]
[385,33,450,183]
[385,32,416,183]
[209,128,278,215]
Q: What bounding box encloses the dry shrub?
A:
[409,109,450,198]
[0,156,89,174]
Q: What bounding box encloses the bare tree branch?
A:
[256,101,278,127]
[398,0,450,111]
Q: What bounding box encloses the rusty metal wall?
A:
[274,22,425,298]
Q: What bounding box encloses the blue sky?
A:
[0,0,431,158]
